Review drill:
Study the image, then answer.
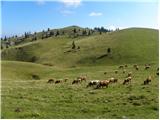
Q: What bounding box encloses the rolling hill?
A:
[1,27,159,67]
[1,26,159,119]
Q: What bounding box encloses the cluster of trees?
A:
[1,26,120,49]
[94,27,119,33]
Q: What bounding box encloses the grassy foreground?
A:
[1,61,158,119]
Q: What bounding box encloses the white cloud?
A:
[89,12,103,17]
[60,0,81,8]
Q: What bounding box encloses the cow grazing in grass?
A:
[119,65,124,69]
[123,69,126,74]
[115,70,118,74]
[47,79,54,83]
[64,78,68,82]
[96,80,110,88]
[156,72,159,76]
[127,72,132,77]
[86,80,100,87]
[123,77,132,85]
[144,76,152,85]
[133,64,138,68]
[104,72,107,75]
[125,64,128,67]
[135,66,139,70]
[77,75,87,82]
[109,77,118,83]
[145,64,151,70]
[55,80,61,84]
[72,79,81,84]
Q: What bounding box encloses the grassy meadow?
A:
[1,27,159,118]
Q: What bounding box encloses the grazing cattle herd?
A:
[46,64,158,89]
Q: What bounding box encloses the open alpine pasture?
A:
[1,26,159,119]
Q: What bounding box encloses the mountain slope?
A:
[1,28,158,67]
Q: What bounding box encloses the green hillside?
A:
[1,28,159,67]
[1,27,159,119]
[1,61,159,119]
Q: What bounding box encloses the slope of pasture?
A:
[1,61,159,119]
[1,28,158,67]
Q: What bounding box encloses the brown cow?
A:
[144,76,152,85]
[109,77,118,83]
[115,70,118,74]
[125,64,128,67]
[145,66,150,70]
[135,66,139,70]
[47,79,54,83]
[145,64,151,70]
[123,77,132,85]
[55,80,61,84]
[133,64,138,68]
[96,80,110,88]
[127,72,132,77]
[77,76,87,82]
[119,65,124,69]
[64,78,68,82]
[104,72,107,75]
[72,79,81,84]
[123,69,126,74]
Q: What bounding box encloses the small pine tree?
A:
[72,41,76,49]
[77,46,80,49]
[50,31,54,36]
[82,30,87,35]
[107,48,111,54]
[55,30,59,37]
[73,28,76,33]
[88,30,91,36]
[4,36,7,41]
[6,45,9,48]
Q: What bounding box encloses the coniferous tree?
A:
[82,30,87,35]
[73,28,77,34]
[72,41,76,49]
[4,36,7,41]
[107,48,111,54]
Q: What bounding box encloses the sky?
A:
[1,0,159,37]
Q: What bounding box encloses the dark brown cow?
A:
[115,70,118,74]
[47,79,54,83]
[104,72,107,75]
[123,77,132,85]
[127,72,132,77]
[119,65,124,69]
[64,78,68,82]
[55,80,61,84]
[125,64,128,67]
[135,66,139,70]
[72,79,81,84]
[144,76,152,85]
